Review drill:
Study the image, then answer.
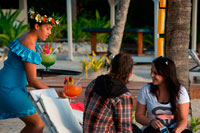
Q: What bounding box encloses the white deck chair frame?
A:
[188,49,200,82]
[29,88,83,133]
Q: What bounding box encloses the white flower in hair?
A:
[38,16,43,23]
[28,8,60,26]
[28,8,35,19]
[28,8,34,15]
[30,14,34,19]
[48,17,52,22]
[55,20,59,25]
[35,14,41,22]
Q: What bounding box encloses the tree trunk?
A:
[166,0,191,90]
[107,0,131,57]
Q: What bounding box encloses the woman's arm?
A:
[135,102,163,129]
[25,62,48,89]
[173,102,189,133]
[20,38,48,89]
[135,102,150,125]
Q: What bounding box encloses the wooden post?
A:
[91,33,97,53]
[137,32,143,55]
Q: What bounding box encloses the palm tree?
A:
[107,0,131,57]
[165,0,192,90]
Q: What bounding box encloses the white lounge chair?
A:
[188,49,200,82]
[29,88,83,133]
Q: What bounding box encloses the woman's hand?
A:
[150,119,163,129]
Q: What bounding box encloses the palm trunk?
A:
[107,0,131,56]
[166,0,191,90]
[166,1,192,128]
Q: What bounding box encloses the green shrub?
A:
[72,10,110,43]
[190,117,200,133]
[72,16,88,43]
[0,9,29,47]
[47,16,67,42]
[84,10,110,43]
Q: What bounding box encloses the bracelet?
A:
[149,119,155,126]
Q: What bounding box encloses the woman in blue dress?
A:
[0,8,59,132]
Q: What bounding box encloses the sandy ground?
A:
[0,118,49,133]
[0,57,200,132]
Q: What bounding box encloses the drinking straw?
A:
[39,45,43,53]
[75,77,83,85]
[50,46,60,54]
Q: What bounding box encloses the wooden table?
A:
[37,69,82,78]
[27,77,200,108]
[82,28,154,55]
[27,77,147,108]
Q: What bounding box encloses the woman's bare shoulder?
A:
[19,33,36,51]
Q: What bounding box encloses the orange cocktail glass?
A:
[63,85,82,97]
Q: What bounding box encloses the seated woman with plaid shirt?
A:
[83,53,136,132]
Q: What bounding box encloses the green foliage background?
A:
[0,9,29,47]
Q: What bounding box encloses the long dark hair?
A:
[150,56,181,113]
[108,53,134,84]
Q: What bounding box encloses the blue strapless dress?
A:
[0,39,41,119]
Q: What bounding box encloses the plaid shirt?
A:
[83,80,134,133]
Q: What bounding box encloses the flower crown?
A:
[28,8,59,26]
